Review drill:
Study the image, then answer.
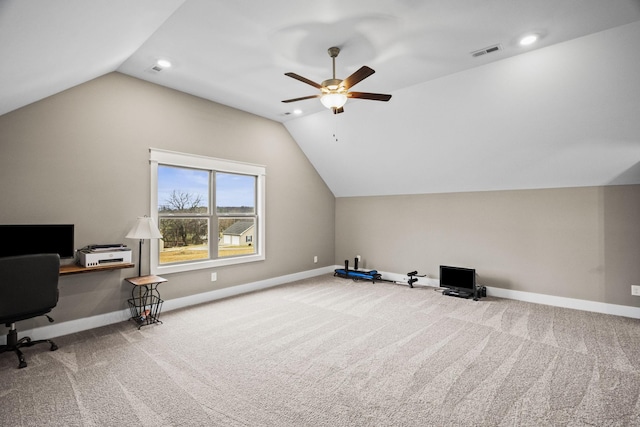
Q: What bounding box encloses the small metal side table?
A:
[126,275,167,329]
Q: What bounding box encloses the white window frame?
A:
[149,148,266,275]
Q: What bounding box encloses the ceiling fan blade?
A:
[282,94,320,103]
[332,107,344,114]
[284,72,322,89]
[341,66,375,90]
[348,92,392,102]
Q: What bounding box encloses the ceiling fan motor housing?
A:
[322,78,345,92]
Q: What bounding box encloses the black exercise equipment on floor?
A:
[406,271,426,288]
[334,258,382,282]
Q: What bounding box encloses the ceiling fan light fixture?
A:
[320,92,347,109]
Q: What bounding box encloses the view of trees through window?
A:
[157,166,256,265]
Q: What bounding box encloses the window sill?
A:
[151,253,265,275]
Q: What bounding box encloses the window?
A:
[150,149,265,274]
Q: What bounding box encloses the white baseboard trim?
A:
[0,308,132,346]
[337,267,639,319]
[3,265,637,346]
[1,265,336,345]
[486,286,640,319]
[161,265,335,313]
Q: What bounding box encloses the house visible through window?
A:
[150,149,265,275]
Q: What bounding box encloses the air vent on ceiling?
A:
[470,44,502,58]
[146,64,164,74]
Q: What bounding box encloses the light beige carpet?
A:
[1,274,639,426]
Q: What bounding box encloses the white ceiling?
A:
[2,0,640,196]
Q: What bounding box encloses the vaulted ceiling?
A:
[2,0,640,196]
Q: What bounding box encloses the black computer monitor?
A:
[0,224,75,259]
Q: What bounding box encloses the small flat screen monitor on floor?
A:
[440,265,476,296]
[0,224,75,259]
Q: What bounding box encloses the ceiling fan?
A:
[282,46,392,114]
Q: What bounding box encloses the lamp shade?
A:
[126,216,163,240]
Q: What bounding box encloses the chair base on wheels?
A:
[1,323,58,369]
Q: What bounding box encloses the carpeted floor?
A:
[1,274,639,426]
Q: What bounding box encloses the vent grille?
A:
[146,65,164,74]
[471,44,502,58]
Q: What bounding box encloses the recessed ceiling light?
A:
[519,34,539,46]
[293,109,302,115]
[156,59,172,68]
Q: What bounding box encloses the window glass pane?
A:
[158,165,209,213]
[159,218,209,264]
[218,218,256,257]
[216,172,255,214]
[151,149,265,274]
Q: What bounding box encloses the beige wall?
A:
[336,185,640,308]
[1,71,638,330]
[0,72,335,324]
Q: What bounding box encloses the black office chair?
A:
[0,253,60,368]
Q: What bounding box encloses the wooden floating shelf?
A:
[59,262,135,276]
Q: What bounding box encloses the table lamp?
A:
[126,216,163,277]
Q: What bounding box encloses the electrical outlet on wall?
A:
[632,285,640,296]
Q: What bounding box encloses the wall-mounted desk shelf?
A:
[59,263,135,276]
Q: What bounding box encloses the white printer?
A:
[78,244,132,267]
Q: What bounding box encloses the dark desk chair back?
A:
[0,253,60,368]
